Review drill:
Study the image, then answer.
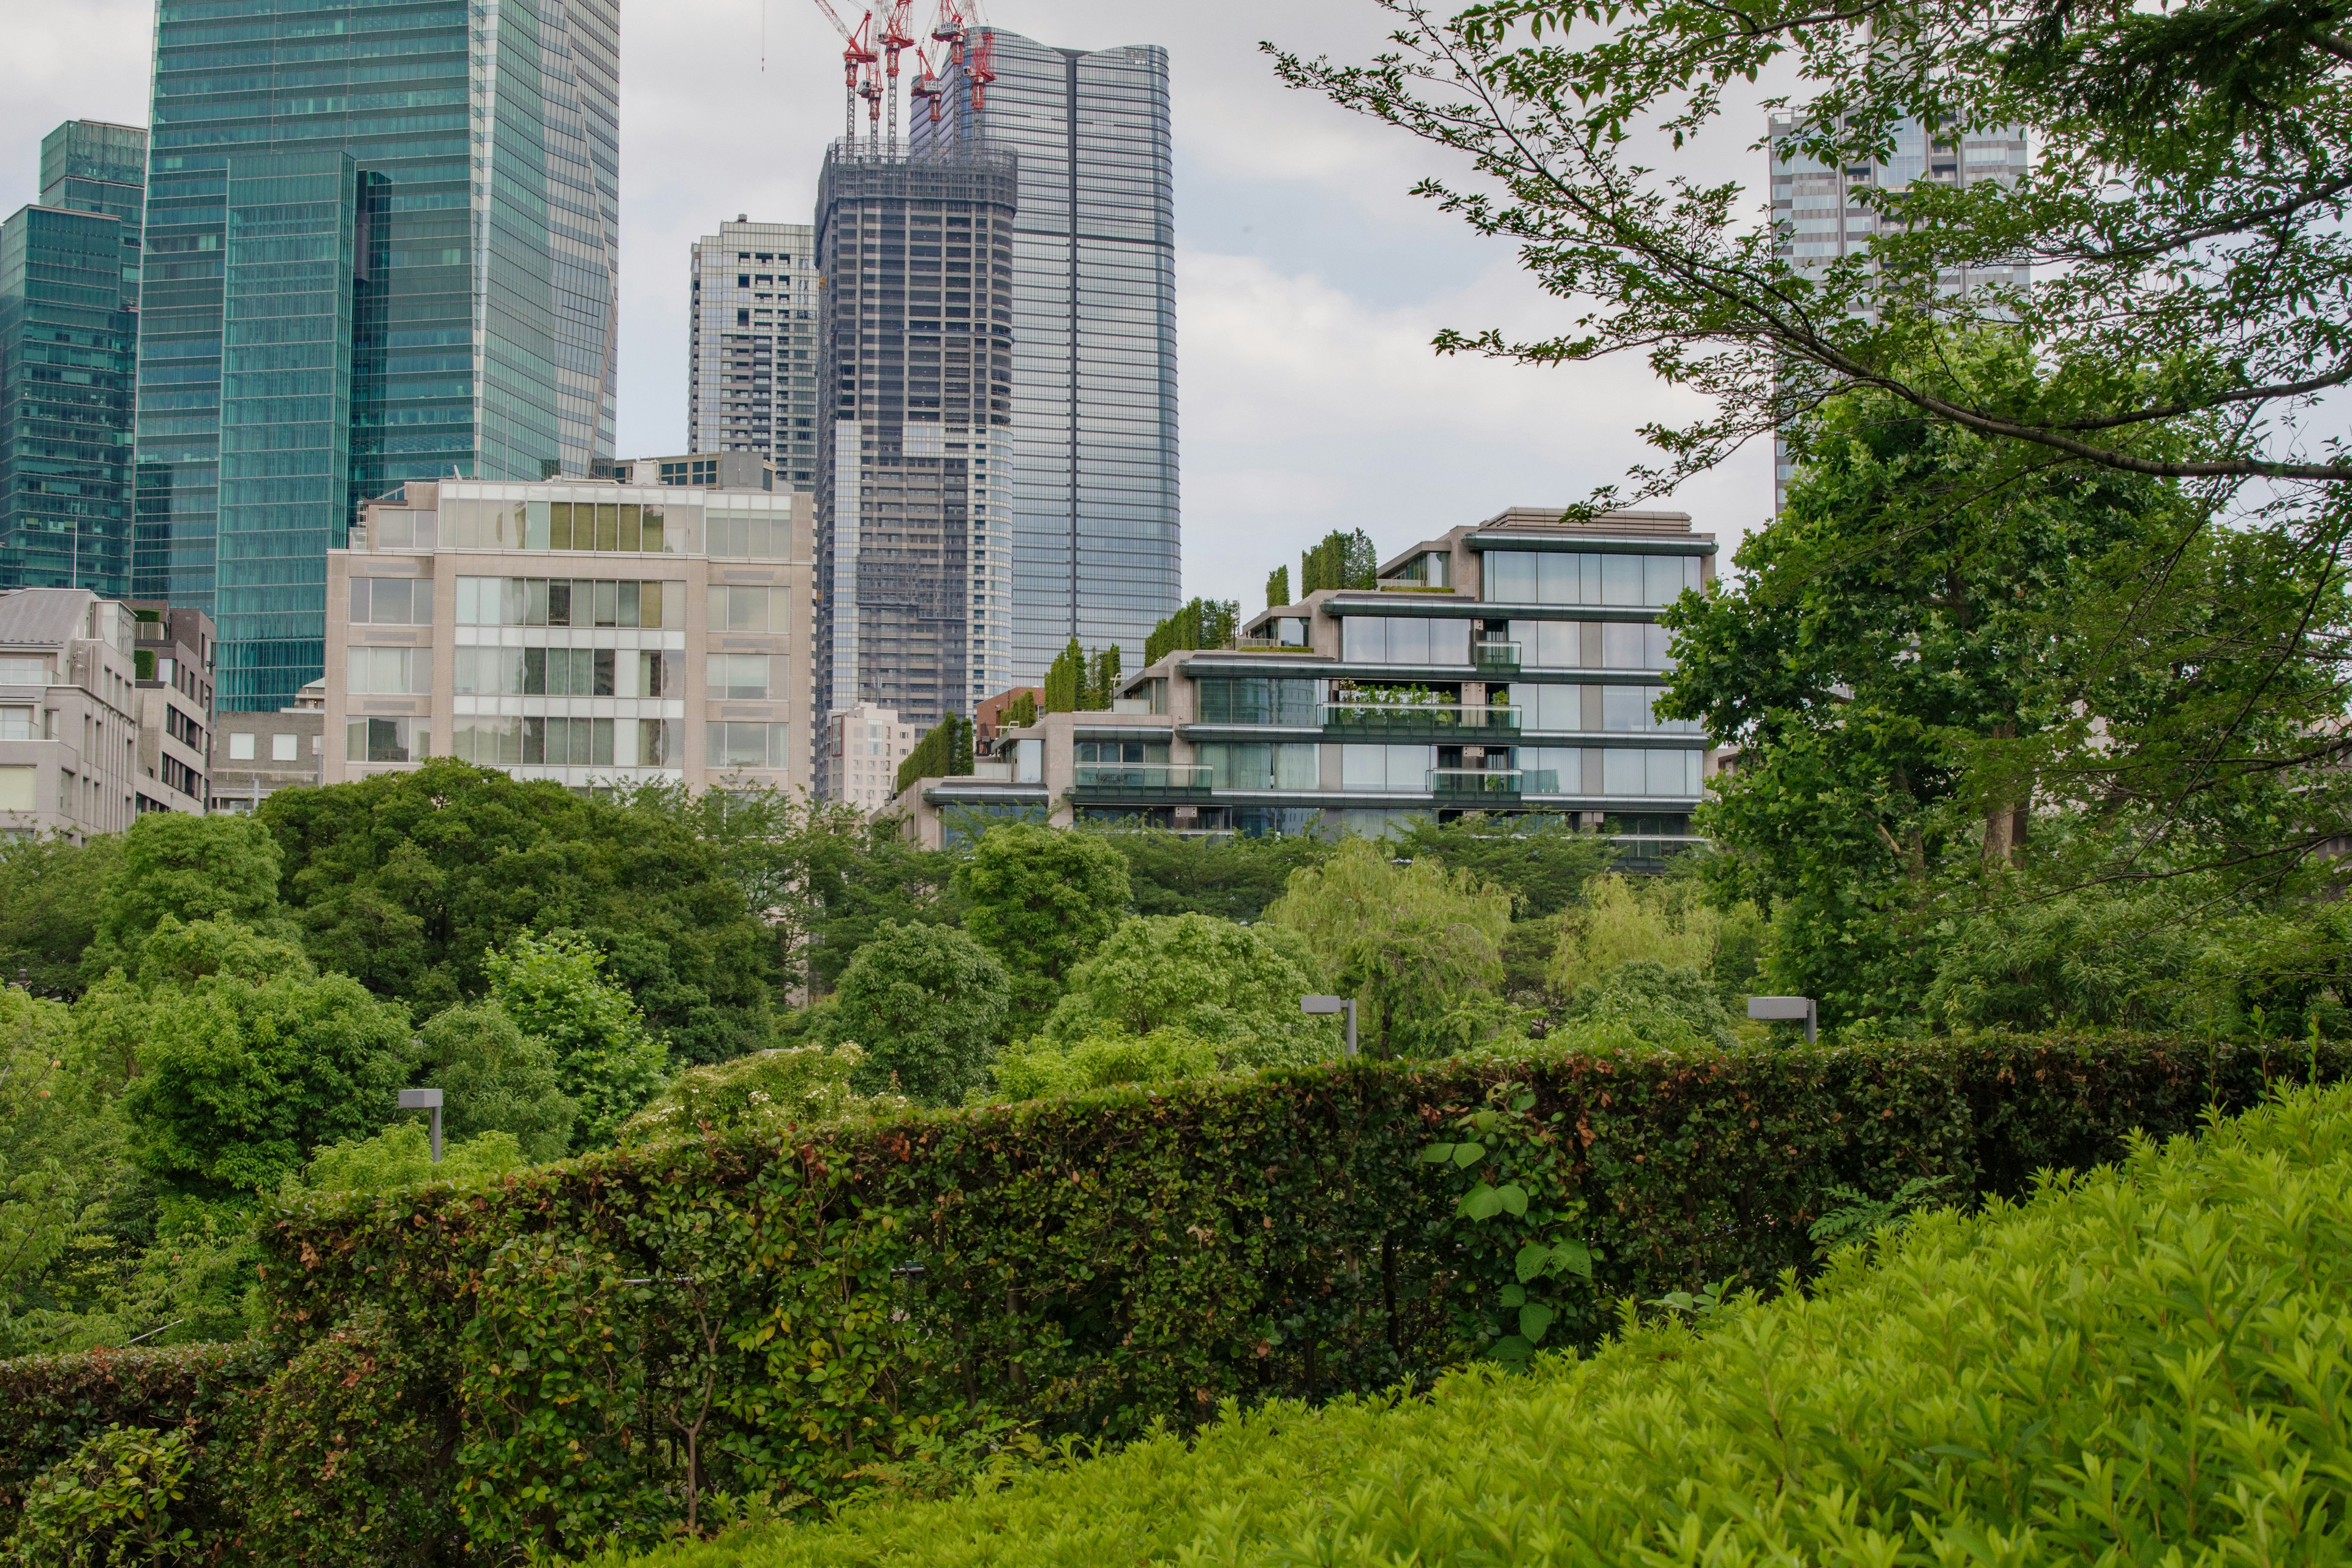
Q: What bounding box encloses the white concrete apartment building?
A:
[323,473,816,795]
[829,702,917,812]
[129,601,214,816]
[688,219,820,491]
[0,589,141,841]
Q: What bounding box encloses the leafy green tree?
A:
[1551,873,1763,1003]
[1104,827,1330,923]
[1266,839,1513,1058]
[622,1042,881,1142]
[988,1027,1220,1101]
[1266,567,1291,609]
[827,922,1009,1104]
[1043,639,1085,713]
[412,1003,577,1162]
[0,833,121,998]
[118,968,414,1201]
[0,987,115,1355]
[1144,600,1240,665]
[484,930,669,1151]
[1039,913,1339,1068]
[1300,529,1377,595]
[1395,814,1615,920]
[295,1123,530,1194]
[89,813,288,970]
[259,760,781,1063]
[897,715,974,794]
[1559,961,1739,1050]
[952,824,1131,1031]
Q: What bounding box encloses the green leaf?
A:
[1472,1110,1498,1133]
[1515,1241,1553,1283]
[1463,1183,1504,1221]
[1511,1091,1536,1112]
[1520,1302,1556,1344]
[1551,1240,1594,1279]
[1452,1142,1485,1168]
[1499,1283,1527,1308]
[1497,1183,1529,1216]
[1422,1143,1454,1164]
[1489,1334,1534,1363]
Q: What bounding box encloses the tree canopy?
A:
[952,823,1131,1032]
[1039,913,1340,1068]
[827,922,1009,1104]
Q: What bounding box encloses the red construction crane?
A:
[805,0,878,149]
[927,0,994,119]
[878,1,917,149]
[910,46,946,126]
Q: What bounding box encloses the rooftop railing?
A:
[1428,768,1559,796]
[1068,763,1216,799]
[1324,703,1521,737]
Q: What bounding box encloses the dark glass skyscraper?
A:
[813,143,1017,786]
[0,122,145,594]
[911,30,1178,683]
[136,0,621,711]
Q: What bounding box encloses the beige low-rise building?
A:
[827,702,918,812]
[129,602,214,817]
[0,589,141,842]
[322,472,815,795]
[209,681,324,813]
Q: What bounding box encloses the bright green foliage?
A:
[485,930,669,1152]
[0,989,108,1357]
[1418,1080,1596,1363]
[1041,639,1087,713]
[116,965,415,1201]
[1143,598,1240,665]
[1087,646,1121,708]
[412,1002,578,1161]
[257,760,782,1063]
[1104,827,1329,924]
[1552,871,1762,1001]
[1264,567,1289,609]
[1038,913,1338,1069]
[601,1080,2352,1568]
[251,1032,2349,1556]
[951,824,1130,1032]
[1394,814,1615,921]
[897,715,974,795]
[90,815,287,972]
[1265,839,1512,1057]
[986,1027,1220,1101]
[1299,528,1376,595]
[622,1044,882,1142]
[1560,960,1741,1049]
[296,1123,530,1194]
[5,1423,202,1567]
[1001,691,1038,728]
[829,922,1009,1104]
[0,834,121,998]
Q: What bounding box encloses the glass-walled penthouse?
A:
[902,507,1718,858]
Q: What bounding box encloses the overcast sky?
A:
[0,0,1774,609]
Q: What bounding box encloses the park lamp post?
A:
[1302,995,1357,1057]
[398,1088,444,1163]
[1747,996,1818,1044]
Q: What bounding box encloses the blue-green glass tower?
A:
[0,121,145,594]
[135,0,622,711]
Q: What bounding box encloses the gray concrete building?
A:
[688,221,820,492]
[209,681,323,814]
[0,588,141,840]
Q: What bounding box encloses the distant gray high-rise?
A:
[1768,115,2027,505]
[912,29,1178,682]
[688,220,820,492]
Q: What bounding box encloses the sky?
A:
[0,0,1776,612]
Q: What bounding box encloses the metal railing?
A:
[1069,763,1216,797]
[1472,640,1521,674]
[1427,768,1559,796]
[1229,635,1321,654]
[1324,703,1521,737]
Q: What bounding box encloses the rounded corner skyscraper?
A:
[135,0,622,712]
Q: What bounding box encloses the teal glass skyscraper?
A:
[136,0,621,710]
[0,122,145,594]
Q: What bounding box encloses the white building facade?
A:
[0,589,142,840]
[323,476,816,796]
[688,220,821,492]
[829,701,918,812]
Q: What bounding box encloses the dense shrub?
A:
[606,1079,2352,1568]
[247,1032,2350,1558]
[0,1342,273,1526]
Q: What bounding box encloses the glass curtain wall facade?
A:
[136,0,621,712]
[813,144,1017,793]
[40,121,148,311]
[688,219,819,490]
[911,31,1179,684]
[0,205,138,593]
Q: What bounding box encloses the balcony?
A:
[1068,763,1216,801]
[1229,635,1322,654]
[1323,703,1520,739]
[1428,768,1559,797]
[1472,640,1521,675]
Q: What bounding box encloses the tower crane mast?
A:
[804,0,880,151]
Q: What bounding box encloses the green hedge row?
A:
[0,1341,275,1518]
[5,1033,2340,1563]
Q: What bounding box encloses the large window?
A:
[1602,685,1701,733]
[1507,620,1675,669]
[0,657,51,687]
[456,578,677,628]
[430,496,682,553]
[704,511,794,559]
[1341,743,1435,791]
[346,647,429,695]
[454,647,676,698]
[707,721,793,769]
[1340,616,1472,665]
[1194,676,1322,725]
[1485,551,1702,607]
[705,654,780,700]
[1601,747,1703,796]
[707,585,794,633]
[349,576,434,625]
[451,716,640,767]
[1194,742,1317,790]
[1517,684,1585,731]
[345,717,421,764]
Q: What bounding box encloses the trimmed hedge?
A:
[607,1077,2352,1568]
[239,1032,2346,1558]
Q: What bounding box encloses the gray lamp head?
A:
[1745,998,1813,1023]
[1301,995,1346,1016]
[397,1088,444,1109]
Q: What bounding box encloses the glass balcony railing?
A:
[1324,703,1520,737]
[1069,764,1216,797]
[1229,635,1321,654]
[1428,768,1559,796]
[1472,640,1521,674]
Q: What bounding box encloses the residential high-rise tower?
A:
[911,30,1178,682]
[688,219,820,491]
[135,0,621,711]
[813,141,1017,793]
